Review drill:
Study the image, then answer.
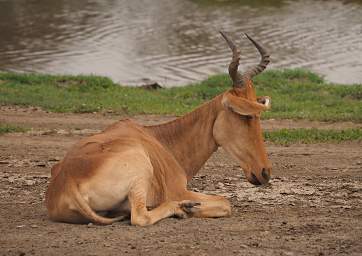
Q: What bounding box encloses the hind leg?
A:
[128,179,197,226]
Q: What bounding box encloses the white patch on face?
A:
[260,97,271,109]
[264,98,270,107]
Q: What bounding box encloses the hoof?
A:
[180,200,201,214]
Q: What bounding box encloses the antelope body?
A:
[46,32,272,226]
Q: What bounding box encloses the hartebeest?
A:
[46,32,272,226]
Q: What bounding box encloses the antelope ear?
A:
[222,92,268,116]
[257,96,271,109]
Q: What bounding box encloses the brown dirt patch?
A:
[2,106,362,132]
[0,108,361,256]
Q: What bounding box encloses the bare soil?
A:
[0,108,361,256]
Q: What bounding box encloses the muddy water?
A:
[0,0,361,86]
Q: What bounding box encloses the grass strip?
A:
[0,124,28,135]
[1,69,361,122]
[264,128,362,145]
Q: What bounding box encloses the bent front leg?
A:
[181,191,231,218]
[128,180,198,226]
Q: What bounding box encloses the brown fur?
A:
[46,88,271,226]
[46,33,273,226]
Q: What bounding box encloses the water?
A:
[0,0,361,86]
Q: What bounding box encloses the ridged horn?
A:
[220,31,243,87]
[220,31,270,87]
[242,33,270,80]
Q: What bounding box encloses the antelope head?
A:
[213,32,272,185]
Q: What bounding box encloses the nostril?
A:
[250,173,262,186]
[261,168,270,181]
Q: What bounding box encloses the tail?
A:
[72,182,124,225]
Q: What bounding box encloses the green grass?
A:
[0,69,361,122]
[0,124,28,135]
[264,128,362,145]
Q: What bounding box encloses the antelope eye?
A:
[240,115,253,120]
[258,98,266,104]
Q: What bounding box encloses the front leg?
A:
[180,191,231,218]
[128,180,199,226]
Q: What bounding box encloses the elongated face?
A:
[217,31,272,185]
[213,85,272,185]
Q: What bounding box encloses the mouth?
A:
[245,171,270,186]
[240,163,270,186]
[248,173,262,186]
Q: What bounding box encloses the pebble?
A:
[216,182,225,189]
[25,180,36,186]
[48,157,60,162]
[284,252,295,256]
[251,242,259,247]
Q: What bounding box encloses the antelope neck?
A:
[146,95,223,180]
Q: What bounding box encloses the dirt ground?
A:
[0,107,361,256]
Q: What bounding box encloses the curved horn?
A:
[242,33,270,80]
[220,31,243,88]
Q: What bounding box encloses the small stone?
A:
[57,129,68,135]
[284,252,295,256]
[30,225,38,228]
[341,205,352,209]
[216,182,225,189]
[34,175,50,179]
[48,157,60,162]
[25,180,36,186]
[87,223,94,228]
[251,242,259,247]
